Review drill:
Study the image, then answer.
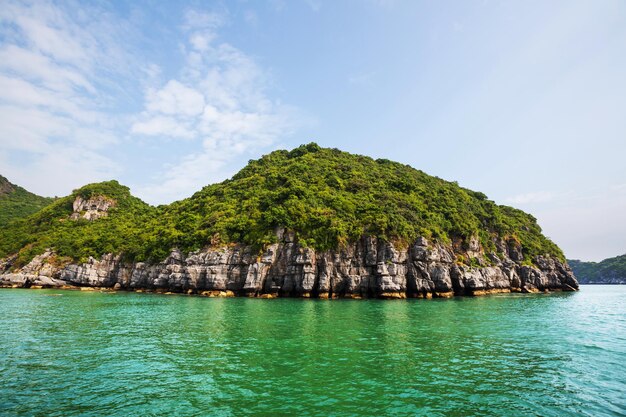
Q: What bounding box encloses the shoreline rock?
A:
[0,235,579,299]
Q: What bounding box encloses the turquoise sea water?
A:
[0,286,624,416]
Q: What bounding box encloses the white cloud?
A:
[183,10,224,53]
[11,14,89,67]
[4,146,122,198]
[145,80,205,117]
[0,44,96,94]
[0,74,101,123]
[132,10,301,203]
[0,2,302,203]
[0,0,133,197]
[131,115,196,140]
[189,33,215,52]
[0,1,133,78]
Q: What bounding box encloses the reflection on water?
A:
[0,287,624,416]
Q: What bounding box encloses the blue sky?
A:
[0,0,624,261]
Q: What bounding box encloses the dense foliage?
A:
[0,176,54,228]
[0,144,565,266]
[0,181,153,267]
[568,255,626,284]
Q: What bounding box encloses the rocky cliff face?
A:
[0,232,579,297]
[69,196,115,221]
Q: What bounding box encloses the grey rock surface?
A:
[0,234,579,297]
[69,196,115,221]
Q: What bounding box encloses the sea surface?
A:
[0,286,624,416]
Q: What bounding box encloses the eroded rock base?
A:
[0,235,579,298]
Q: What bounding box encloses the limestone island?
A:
[0,144,578,298]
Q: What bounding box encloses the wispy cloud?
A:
[132,9,302,203]
[0,3,302,203]
[0,0,133,195]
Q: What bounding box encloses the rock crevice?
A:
[0,234,579,297]
[69,195,115,221]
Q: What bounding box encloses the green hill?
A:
[0,175,54,228]
[0,180,153,267]
[0,143,564,267]
[568,255,626,284]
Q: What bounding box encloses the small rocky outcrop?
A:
[69,196,115,221]
[0,232,579,298]
[0,176,14,195]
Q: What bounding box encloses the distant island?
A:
[0,175,53,228]
[568,255,626,284]
[0,143,578,298]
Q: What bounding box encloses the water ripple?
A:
[0,286,624,416]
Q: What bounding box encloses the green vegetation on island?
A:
[0,144,564,267]
[568,255,626,284]
[0,175,54,228]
